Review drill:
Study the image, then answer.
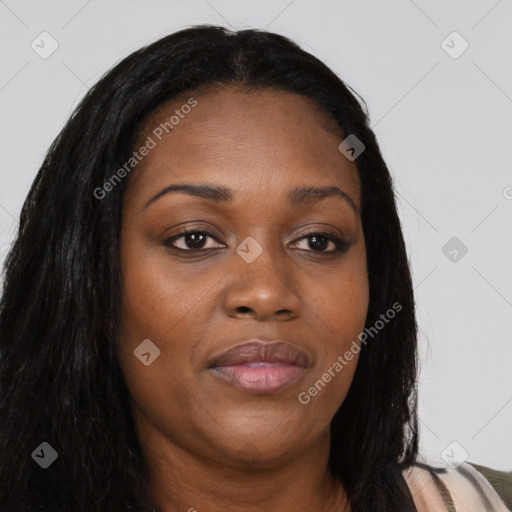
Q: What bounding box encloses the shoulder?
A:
[469,463,512,509]
[402,460,511,511]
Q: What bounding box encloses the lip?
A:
[208,340,309,394]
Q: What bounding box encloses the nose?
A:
[223,236,303,322]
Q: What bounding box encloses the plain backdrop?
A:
[0,0,511,470]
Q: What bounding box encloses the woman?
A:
[0,25,509,512]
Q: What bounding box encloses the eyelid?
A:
[292,225,346,242]
[163,228,225,251]
[290,231,350,252]
[162,227,350,253]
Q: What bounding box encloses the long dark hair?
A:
[0,25,418,511]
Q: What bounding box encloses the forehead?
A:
[126,86,361,210]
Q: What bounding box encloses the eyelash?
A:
[162,228,351,254]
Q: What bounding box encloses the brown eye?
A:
[163,230,225,251]
[163,230,351,254]
[290,232,351,253]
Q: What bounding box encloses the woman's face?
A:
[118,86,369,468]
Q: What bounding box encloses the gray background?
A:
[1,0,511,470]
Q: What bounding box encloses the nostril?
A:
[237,306,251,313]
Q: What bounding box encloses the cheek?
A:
[297,253,368,413]
[116,246,204,435]
[119,241,208,341]
[116,239,191,393]
[117,238,228,400]
[329,268,369,349]
[309,247,369,347]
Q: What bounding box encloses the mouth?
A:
[207,340,309,394]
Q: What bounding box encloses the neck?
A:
[139,422,349,512]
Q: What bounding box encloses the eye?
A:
[162,229,351,253]
[163,229,225,251]
[290,232,351,253]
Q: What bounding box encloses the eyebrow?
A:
[143,183,359,215]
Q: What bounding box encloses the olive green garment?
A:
[470,462,512,510]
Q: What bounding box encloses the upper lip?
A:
[208,340,309,368]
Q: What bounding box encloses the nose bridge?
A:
[235,223,286,276]
[224,228,302,319]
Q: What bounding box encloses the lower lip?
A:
[210,363,305,393]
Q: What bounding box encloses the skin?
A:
[118,85,369,512]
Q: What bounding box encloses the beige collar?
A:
[404,461,510,511]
